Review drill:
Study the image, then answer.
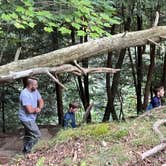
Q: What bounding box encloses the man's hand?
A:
[35,107,41,113]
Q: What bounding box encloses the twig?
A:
[14,47,22,61]
[46,71,66,89]
[147,39,164,49]
[74,60,87,75]
[153,11,159,27]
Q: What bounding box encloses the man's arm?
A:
[24,105,37,114]
[36,98,44,113]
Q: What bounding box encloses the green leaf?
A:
[16,6,25,13]
[77,30,86,37]
[14,22,25,29]
[44,27,53,33]
[48,22,58,28]
[28,22,35,28]
[59,27,71,34]
[100,13,110,20]
[10,13,18,19]
[90,32,100,39]
[71,23,81,30]
[110,18,121,25]
[103,23,110,27]
[1,13,12,21]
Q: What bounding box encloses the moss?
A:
[50,123,109,145]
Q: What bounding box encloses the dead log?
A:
[141,143,166,160]
[141,119,166,160]
[0,26,166,77]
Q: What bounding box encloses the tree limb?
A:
[14,47,22,61]
[140,119,166,160]
[0,64,120,83]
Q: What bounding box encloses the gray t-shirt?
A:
[18,88,41,122]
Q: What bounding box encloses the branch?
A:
[82,103,93,123]
[140,119,166,160]
[14,47,22,61]
[141,143,166,160]
[46,71,66,89]
[74,60,87,75]
[147,39,164,49]
[0,64,120,84]
[153,11,159,27]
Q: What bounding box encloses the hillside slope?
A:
[12,109,166,166]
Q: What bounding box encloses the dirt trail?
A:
[0,126,57,165]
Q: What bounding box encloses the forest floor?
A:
[1,109,166,166]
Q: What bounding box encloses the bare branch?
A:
[14,47,22,61]
[153,11,159,27]
[0,64,120,83]
[74,60,87,75]
[46,71,66,89]
[147,39,164,49]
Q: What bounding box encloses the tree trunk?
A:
[77,34,91,123]
[52,28,64,125]
[55,76,64,125]
[0,26,166,78]
[103,49,126,121]
[136,15,143,114]
[162,51,166,90]
[143,44,156,109]
[128,48,137,93]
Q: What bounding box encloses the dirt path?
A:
[0,126,58,165]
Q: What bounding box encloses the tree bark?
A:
[136,15,143,114]
[0,26,166,77]
[55,76,64,125]
[51,28,64,126]
[143,44,155,109]
[162,51,166,90]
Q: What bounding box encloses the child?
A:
[64,102,79,128]
[146,85,165,111]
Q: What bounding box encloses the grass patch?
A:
[50,123,109,145]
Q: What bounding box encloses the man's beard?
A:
[31,88,36,91]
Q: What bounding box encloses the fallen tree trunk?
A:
[0,26,166,77]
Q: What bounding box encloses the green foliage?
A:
[36,157,45,166]
[0,0,120,38]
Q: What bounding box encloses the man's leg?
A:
[21,121,41,153]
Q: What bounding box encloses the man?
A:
[64,102,79,128]
[19,78,44,153]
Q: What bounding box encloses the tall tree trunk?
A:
[55,75,64,125]
[128,48,137,93]
[103,49,126,121]
[162,51,166,90]
[52,28,64,125]
[136,15,143,114]
[143,44,155,109]
[77,34,91,123]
